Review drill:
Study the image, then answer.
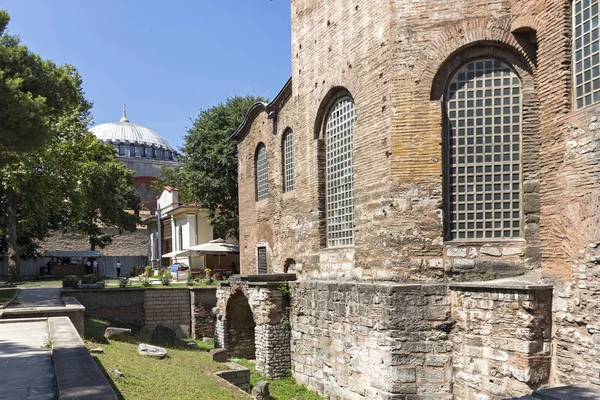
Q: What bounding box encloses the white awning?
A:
[188,238,240,255]
[161,249,192,258]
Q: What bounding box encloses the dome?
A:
[89,106,174,152]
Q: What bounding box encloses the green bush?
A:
[118,277,131,288]
[140,276,151,287]
[186,273,194,286]
[81,274,99,284]
[160,274,172,286]
[63,275,79,282]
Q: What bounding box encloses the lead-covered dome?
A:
[90,106,177,161]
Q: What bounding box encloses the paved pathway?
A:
[0,319,55,399]
[8,288,63,308]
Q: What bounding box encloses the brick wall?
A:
[450,285,552,399]
[69,287,217,334]
[144,288,190,332]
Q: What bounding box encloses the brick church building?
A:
[216,1,600,399]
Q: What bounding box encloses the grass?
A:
[83,317,248,400]
[0,288,18,305]
[235,359,324,400]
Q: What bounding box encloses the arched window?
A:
[148,147,155,158]
[129,144,135,157]
[119,143,126,156]
[325,97,355,247]
[446,59,522,240]
[282,129,294,192]
[139,183,147,200]
[574,0,600,109]
[255,143,268,201]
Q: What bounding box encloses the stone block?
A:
[212,348,228,362]
[138,343,167,358]
[151,325,176,346]
[104,327,131,341]
[251,381,270,399]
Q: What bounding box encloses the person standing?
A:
[86,259,91,274]
[92,259,98,275]
[116,261,121,277]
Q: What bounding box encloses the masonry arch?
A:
[225,289,256,359]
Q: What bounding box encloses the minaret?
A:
[120,104,129,123]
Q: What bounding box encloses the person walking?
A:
[116,261,121,277]
[92,259,98,275]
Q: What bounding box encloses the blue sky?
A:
[2,0,291,149]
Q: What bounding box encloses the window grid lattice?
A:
[257,247,267,274]
[283,131,294,192]
[447,59,522,240]
[256,145,268,201]
[574,0,600,109]
[326,97,355,247]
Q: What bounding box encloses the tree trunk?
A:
[6,186,20,280]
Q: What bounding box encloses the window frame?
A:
[324,96,356,248]
[257,246,268,274]
[282,129,294,192]
[255,143,269,201]
[443,58,524,242]
[573,0,600,109]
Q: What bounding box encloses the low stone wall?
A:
[68,287,217,334]
[290,281,453,400]
[214,362,251,392]
[67,288,145,330]
[0,296,85,336]
[144,288,190,332]
[450,284,553,399]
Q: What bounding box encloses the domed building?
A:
[90,106,179,213]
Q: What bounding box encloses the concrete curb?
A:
[1,296,85,335]
[48,316,118,400]
[0,288,19,309]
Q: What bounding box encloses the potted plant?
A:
[62,275,79,289]
[130,265,141,277]
[204,268,212,280]
[145,265,153,277]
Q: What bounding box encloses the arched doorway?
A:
[225,291,256,359]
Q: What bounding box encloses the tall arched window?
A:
[119,143,126,156]
[129,144,135,157]
[255,144,268,201]
[325,97,355,247]
[139,183,147,200]
[282,130,294,192]
[446,59,522,240]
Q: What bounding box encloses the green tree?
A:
[160,95,267,239]
[0,11,139,277]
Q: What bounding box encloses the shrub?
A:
[63,275,79,282]
[118,277,131,288]
[81,274,99,284]
[160,274,172,286]
[130,265,141,276]
[140,276,151,287]
[186,273,194,286]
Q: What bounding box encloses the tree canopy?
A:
[0,10,140,277]
[160,95,267,239]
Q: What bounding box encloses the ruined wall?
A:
[69,288,146,330]
[144,288,190,332]
[451,285,552,399]
[290,281,453,400]
[190,287,217,339]
[216,281,291,379]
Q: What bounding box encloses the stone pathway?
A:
[8,288,63,308]
[0,319,55,399]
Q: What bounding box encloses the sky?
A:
[1,0,292,150]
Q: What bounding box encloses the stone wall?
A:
[190,288,217,339]
[290,281,453,400]
[450,284,552,399]
[68,287,216,334]
[144,288,190,332]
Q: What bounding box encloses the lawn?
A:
[0,288,18,305]
[83,317,248,400]
[235,359,323,400]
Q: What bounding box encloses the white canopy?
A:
[161,249,193,258]
[188,238,240,255]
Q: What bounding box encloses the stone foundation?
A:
[450,283,552,399]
